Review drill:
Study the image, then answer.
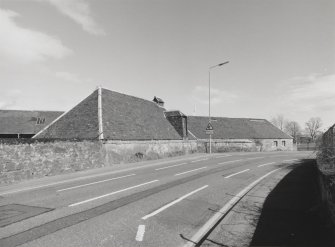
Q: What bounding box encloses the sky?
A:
[0,0,334,131]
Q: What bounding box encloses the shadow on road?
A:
[250,159,335,246]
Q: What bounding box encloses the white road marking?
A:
[218,159,243,165]
[217,157,264,166]
[174,167,207,176]
[155,163,187,171]
[224,169,250,178]
[0,156,208,196]
[142,185,208,220]
[257,162,276,167]
[191,158,208,163]
[215,154,232,159]
[68,180,159,207]
[135,225,146,241]
[244,157,265,160]
[283,159,299,162]
[57,174,136,192]
[183,167,282,247]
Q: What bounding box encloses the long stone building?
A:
[0,87,293,151]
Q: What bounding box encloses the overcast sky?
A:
[1,0,334,130]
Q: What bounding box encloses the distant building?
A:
[185,116,293,151]
[0,110,63,138]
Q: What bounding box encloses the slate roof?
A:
[34,88,182,140]
[187,116,292,140]
[34,90,101,139]
[164,110,187,118]
[0,110,63,135]
[101,89,181,140]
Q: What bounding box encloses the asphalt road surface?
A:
[0,151,313,247]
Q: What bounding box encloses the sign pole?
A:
[209,133,212,154]
[209,69,211,154]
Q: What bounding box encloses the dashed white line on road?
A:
[224,169,250,178]
[57,174,136,192]
[218,159,243,165]
[155,163,188,171]
[215,154,232,158]
[174,167,207,176]
[191,158,208,163]
[68,180,159,207]
[183,167,283,247]
[135,225,146,241]
[142,185,208,220]
[257,162,276,167]
[244,157,265,160]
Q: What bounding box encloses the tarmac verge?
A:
[200,159,335,247]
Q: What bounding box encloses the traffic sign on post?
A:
[205,122,214,135]
[206,122,213,131]
[205,129,214,135]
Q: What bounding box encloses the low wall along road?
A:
[0,138,292,185]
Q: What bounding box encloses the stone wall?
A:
[0,141,104,184]
[103,140,198,164]
[0,138,294,185]
[317,125,335,224]
[0,140,198,184]
[199,139,257,153]
[199,138,294,152]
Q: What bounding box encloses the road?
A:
[0,151,313,247]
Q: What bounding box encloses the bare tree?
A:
[305,117,322,141]
[284,121,301,143]
[271,114,285,131]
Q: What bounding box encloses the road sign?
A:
[205,129,214,135]
[206,122,213,131]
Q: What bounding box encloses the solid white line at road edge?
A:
[155,163,188,171]
[182,167,282,247]
[68,180,159,207]
[57,174,136,192]
[224,169,250,178]
[142,185,208,220]
[174,167,207,176]
[135,225,146,241]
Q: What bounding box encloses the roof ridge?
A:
[189,115,267,121]
[0,109,64,113]
[101,87,162,106]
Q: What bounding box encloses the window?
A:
[36,117,45,125]
[282,140,286,146]
[274,141,278,147]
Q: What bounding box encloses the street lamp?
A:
[208,61,229,154]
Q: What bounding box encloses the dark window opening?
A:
[282,140,286,146]
[0,134,34,138]
[36,117,45,125]
[274,141,278,147]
